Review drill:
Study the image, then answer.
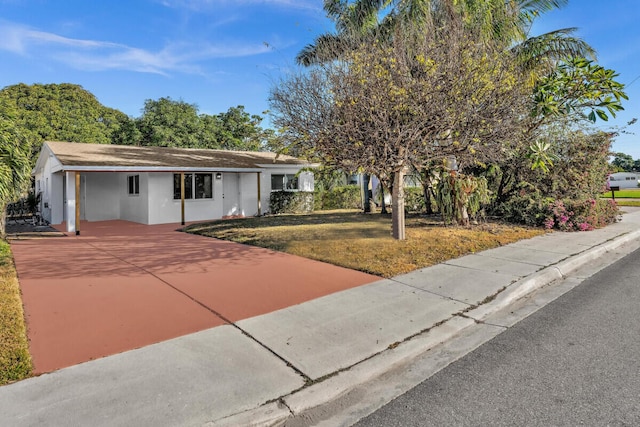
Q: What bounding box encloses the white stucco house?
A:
[607,172,640,190]
[33,141,314,233]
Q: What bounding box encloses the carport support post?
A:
[75,172,81,235]
[180,172,185,226]
[256,172,262,216]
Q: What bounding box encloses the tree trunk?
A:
[381,175,391,214]
[362,174,371,213]
[380,184,388,214]
[422,183,433,215]
[422,172,433,215]
[0,203,7,240]
[391,168,406,240]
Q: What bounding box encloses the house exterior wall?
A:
[84,173,121,221]
[239,173,259,217]
[146,173,172,224]
[608,172,640,189]
[120,173,149,224]
[147,172,224,224]
[261,167,314,214]
[34,152,64,224]
[50,173,64,224]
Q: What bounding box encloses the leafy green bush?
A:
[435,173,490,225]
[270,191,314,214]
[314,185,361,210]
[404,187,427,213]
[493,191,555,227]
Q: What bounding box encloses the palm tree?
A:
[296,0,391,66]
[297,0,594,70]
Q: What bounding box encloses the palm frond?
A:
[519,0,569,16]
[513,28,597,71]
[295,34,351,66]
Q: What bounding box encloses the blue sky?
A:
[1,0,639,157]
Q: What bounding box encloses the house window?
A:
[173,173,212,199]
[271,174,298,191]
[195,174,212,199]
[128,175,139,195]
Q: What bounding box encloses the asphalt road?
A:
[355,247,640,426]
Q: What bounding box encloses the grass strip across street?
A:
[602,189,640,198]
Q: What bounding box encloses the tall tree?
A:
[611,152,634,172]
[296,0,389,66]
[213,106,273,151]
[0,83,129,159]
[298,0,594,69]
[137,97,202,148]
[137,100,273,151]
[273,20,529,239]
[296,0,598,216]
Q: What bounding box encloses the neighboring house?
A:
[607,172,640,190]
[33,141,314,233]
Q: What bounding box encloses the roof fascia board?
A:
[256,163,319,168]
[60,166,264,173]
[32,143,55,174]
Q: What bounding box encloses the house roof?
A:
[42,141,310,172]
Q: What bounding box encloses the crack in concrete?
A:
[81,240,313,385]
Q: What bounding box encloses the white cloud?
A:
[0,20,275,75]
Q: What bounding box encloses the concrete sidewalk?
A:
[3,208,640,426]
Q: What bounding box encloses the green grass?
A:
[0,240,32,385]
[602,189,640,198]
[615,200,640,207]
[186,210,544,278]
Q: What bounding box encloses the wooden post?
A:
[75,172,81,235]
[180,172,185,225]
[257,172,262,216]
[610,186,619,201]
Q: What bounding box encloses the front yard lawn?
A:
[0,240,32,385]
[186,210,544,278]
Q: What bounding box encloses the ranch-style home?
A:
[608,172,640,190]
[33,141,314,234]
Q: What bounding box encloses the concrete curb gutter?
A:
[213,227,640,426]
[467,227,640,322]
[213,317,476,427]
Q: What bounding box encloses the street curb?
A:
[466,227,640,322]
[212,317,476,427]
[210,227,640,426]
[207,402,290,427]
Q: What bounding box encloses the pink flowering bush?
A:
[543,198,619,232]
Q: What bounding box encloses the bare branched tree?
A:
[271,19,529,239]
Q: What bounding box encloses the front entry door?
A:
[223,173,241,216]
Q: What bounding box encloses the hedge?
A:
[314,185,362,210]
[269,191,314,214]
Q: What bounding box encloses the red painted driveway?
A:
[11,220,379,374]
